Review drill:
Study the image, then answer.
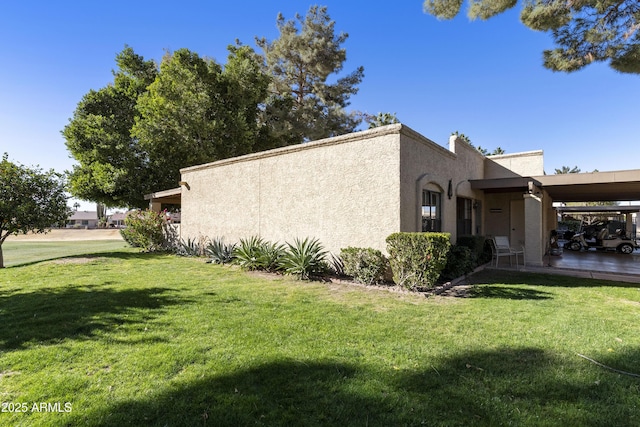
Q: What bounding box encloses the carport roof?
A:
[144,187,181,205]
[471,169,640,203]
[534,170,640,202]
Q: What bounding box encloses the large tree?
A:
[64,45,270,208]
[423,0,640,73]
[133,47,271,191]
[256,6,365,143]
[0,154,70,268]
[64,46,158,209]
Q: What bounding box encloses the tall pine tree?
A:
[256,6,365,144]
[423,0,640,73]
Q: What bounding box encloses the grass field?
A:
[0,246,639,426]
[1,240,128,267]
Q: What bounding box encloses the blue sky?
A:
[1,1,639,209]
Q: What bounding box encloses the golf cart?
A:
[566,220,638,254]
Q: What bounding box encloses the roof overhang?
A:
[469,177,542,193]
[534,170,640,202]
[556,205,640,214]
[144,187,182,204]
[471,170,640,203]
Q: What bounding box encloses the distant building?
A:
[66,211,99,229]
[107,212,127,228]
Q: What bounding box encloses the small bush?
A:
[280,237,328,280]
[206,238,237,264]
[340,247,388,285]
[120,210,168,252]
[439,245,475,281]
[386,232,451,291]
[457,235,491,265]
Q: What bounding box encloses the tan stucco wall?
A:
[485,151,544,178]
[399,131,486,242]
[179,126,403,254]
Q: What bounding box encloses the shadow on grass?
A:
[5,249,172,268]
[0,286,186,350]
[74,348,640,426]
[470,269,640,289]
[467,285,553,300]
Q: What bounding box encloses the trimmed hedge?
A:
[340,247,389,285]
[386,232,451,290]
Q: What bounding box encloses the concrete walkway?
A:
[514,248,640,284]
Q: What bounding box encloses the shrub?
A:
[280,237,328,280]
[457,235,491,265]
[386,232,451,291]
[439,245,475,281]
[340,247,388,285]
[120,210,168,252]
[206,238,237,264]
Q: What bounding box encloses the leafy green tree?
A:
[490,147,506,155]
[0,154,70,268]
[133,47,271,191]
[65,45,270,208]
[366,112,400,128]
[256,6,365,143]
[64,46,158,209]
[423,0,640,73]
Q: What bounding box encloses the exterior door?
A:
[510,199,525,246]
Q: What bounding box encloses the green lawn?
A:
[1,249,639,426]
[2,240,129,267]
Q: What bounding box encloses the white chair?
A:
[489,237,513,267]
[492,236,526,268]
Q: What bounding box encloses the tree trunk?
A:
[0,244,4,268]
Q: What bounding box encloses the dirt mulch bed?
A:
[6,229,123,242]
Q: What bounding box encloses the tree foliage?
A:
[554,165,581,173]
[423,0,640,73]
[451,131,506,155]
[64,46,158,209]
[256,5,365,143]
[65,6,364,208]
[0,154,70,268]
[133,46,271,192]
[64,45,271,208]
[366,112,400,128]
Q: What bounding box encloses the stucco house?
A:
[145,124,640,267]
[66,211,100,229]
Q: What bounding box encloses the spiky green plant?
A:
[280,237,328,280]
[206,238,236,264]
[259,241,286,272]
[234,236,266,271]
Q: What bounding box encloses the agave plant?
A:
[280,237,328,280]
[205,237,236,264]
[177,237,204,257]
[234,236,266,271]
[258,241,286,272]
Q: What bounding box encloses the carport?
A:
[473,169,640,271]
[531,170,640,277]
